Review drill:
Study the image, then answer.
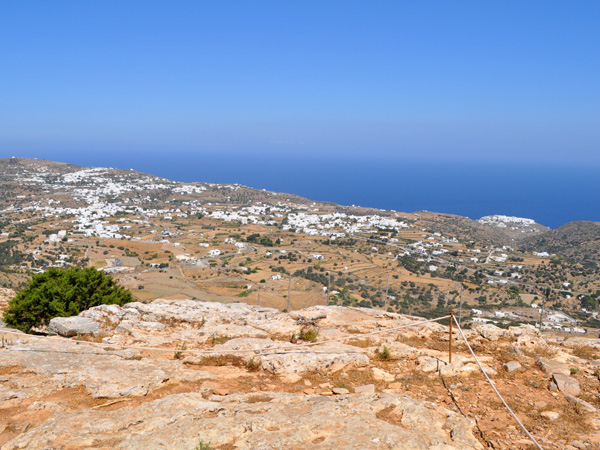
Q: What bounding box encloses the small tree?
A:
[3,267,133,333]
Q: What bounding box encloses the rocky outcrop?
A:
[0,337,213,399]
[3,392,484,450]
[2,299,599,449]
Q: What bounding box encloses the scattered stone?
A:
[354,384,375,394]
[549,382,558,392]
[566,395,597,413]
[388,382,403,390]
[280,373,302,384]
[553,373,581,397]
[371,367,395,382]
[537,357,571,376]
[540,411,560,421]
[503,361,521,373]
[332,387,349,395]
[328,362,346,373]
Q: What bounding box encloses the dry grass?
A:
[245,394,273,403]
[193,355,246,367]
[520,344,557,359]
[346,338,376,348]
[571,345,600,360]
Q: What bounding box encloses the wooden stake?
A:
[449,310,453,364]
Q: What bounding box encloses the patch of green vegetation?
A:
[3,267,133,333]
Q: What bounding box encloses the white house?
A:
[208,249,221,257]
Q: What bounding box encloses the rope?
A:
[0,315,450,357]
[451,315,544,450]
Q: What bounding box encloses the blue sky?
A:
[1,1,599,166]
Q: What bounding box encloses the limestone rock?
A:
[540,411,560,421]
[553,373,581,397]
[259,343,369,374]
[537,357,571,376]
[566,395,597,413]
[332,387,349,395]
[372,367,395,381]
[354,384,375,394]
[2,392,484,450]
[48,316,100,337]
[474,324,504,341]
[418,355,447,373]
[0,337,213,398]
[503,361,522,373]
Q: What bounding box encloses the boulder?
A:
[48,316,100,337]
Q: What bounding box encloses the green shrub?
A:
[3,267,133,333]
[174,342,187,359]
[194,441,211,450]
[376,345,391,360]
[247,357,261,371]
[299,327,319,343]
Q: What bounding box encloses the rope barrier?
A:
[2,314,548,449]
[451,314,545,450]
[0,315,450,357]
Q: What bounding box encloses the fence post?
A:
[449,310,453,364]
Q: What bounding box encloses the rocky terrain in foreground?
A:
[1,300,600,449]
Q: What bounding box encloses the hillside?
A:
[0,157,599,329]
[2,158,600,449]
[520,221,600,269]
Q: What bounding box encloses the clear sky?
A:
[1,1,599,166]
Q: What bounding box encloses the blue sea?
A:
[21,151,600,229]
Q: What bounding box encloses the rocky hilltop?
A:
[2,300,600,449]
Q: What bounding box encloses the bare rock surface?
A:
[3,392,484,450]
[0,337,213,398]
[2,299,600,449]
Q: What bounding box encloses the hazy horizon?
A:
[1,1,599,168]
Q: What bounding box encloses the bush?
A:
[376,345,391,360]
[299,327,319,342]
[3,267,133,333]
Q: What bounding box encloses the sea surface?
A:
[21,151,600,229]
